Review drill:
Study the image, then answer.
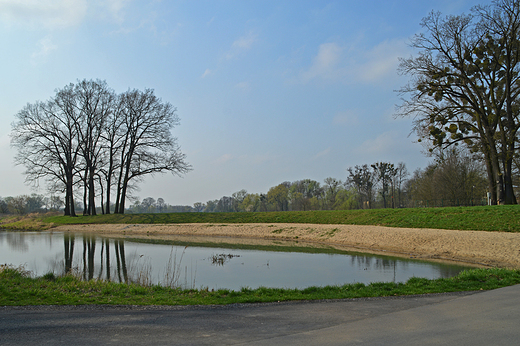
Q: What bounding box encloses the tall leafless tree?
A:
[113,88,191,214]
[73,79,115,215]
[397,0,520,204]
[12,93,81,216]
[347,164,375,209]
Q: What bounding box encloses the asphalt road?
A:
[1,285,519,345]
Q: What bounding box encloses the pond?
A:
[0,231,472,291]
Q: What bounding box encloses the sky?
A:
[0,0,493,206]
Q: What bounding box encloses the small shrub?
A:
[302,286,319,294]
[130,286,148,295]
[42,272,56,281]
[57,275,76,283]
[0,264,31,279]
[240,287,253,294]
[406,277,430,286]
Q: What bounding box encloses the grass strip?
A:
[2,205,517,232]
[1,266,519,306]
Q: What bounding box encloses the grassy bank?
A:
[1,266,519,306]
[1,205,519,232]
[0,213,59,231]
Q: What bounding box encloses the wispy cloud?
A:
[0,0,88,29]
[357,131,400,156]
[201,69,212,78]
[213,154,233,165]
[250,153,278,165]
[232,33,256,49]
[313,147,331,160]
[299,38,409,85]
[354,39,409,83]
[31,36,57,63]
[235,81,250,90]
[333,110,359,126]
[206,16,215,26]
[225,31,258,60]
[108,5,181,45]
[102,0,131,24]
[300,42,344,83]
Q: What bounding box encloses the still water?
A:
[0,231,471,291]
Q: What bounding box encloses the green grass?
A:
[3,204,517,232]
[1,265,519,306]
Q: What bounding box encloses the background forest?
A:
[1,147,507,215]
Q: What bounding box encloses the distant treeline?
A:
[130,148,495,213]
[2,148,509,215]
[0,194,62,215]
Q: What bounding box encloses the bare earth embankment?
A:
[53,223,520,268]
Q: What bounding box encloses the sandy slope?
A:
[53,223,520,268]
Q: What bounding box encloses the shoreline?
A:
[52,223,520,269]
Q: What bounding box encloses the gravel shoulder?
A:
[53,223,520,268]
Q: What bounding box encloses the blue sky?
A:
[0,0,491,206]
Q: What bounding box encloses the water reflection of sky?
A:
[0,231,470,291]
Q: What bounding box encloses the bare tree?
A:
[347,165,375,209]
[114,88,191,214]
[371,162,396,208]
[12,92,81,216]
[156,198,166,212]
[193,202,205,212]
[231,189,248,212]
[99,93,127,214]
[407,148,488,206]
[323,177,343,210]
[73,80,115,215]
[394,162,409,207]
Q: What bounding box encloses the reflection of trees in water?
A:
[114,239,128,283]
[350,255,406,282]
[2,232,29,252]
[350,255,404,271]
[64,234,74,274]
[62,234,128,283]
[349,254,464,281]
[59,235,186,287]
[82,235,96,280]
[98,239,111,281]
[436,265,464,278]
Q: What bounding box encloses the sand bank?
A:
[53,223,520,268]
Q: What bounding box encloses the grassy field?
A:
[1,205,519,232]
[1,265,519,306]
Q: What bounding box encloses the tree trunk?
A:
[65,170,76,216]
[105,161,113,214]
[88,171,96,215]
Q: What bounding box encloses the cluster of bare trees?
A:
[347,162,409,209]
[11,79,191,216]
[406,148,489,206]
[127,197,193,213]
[398,0,520,205]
